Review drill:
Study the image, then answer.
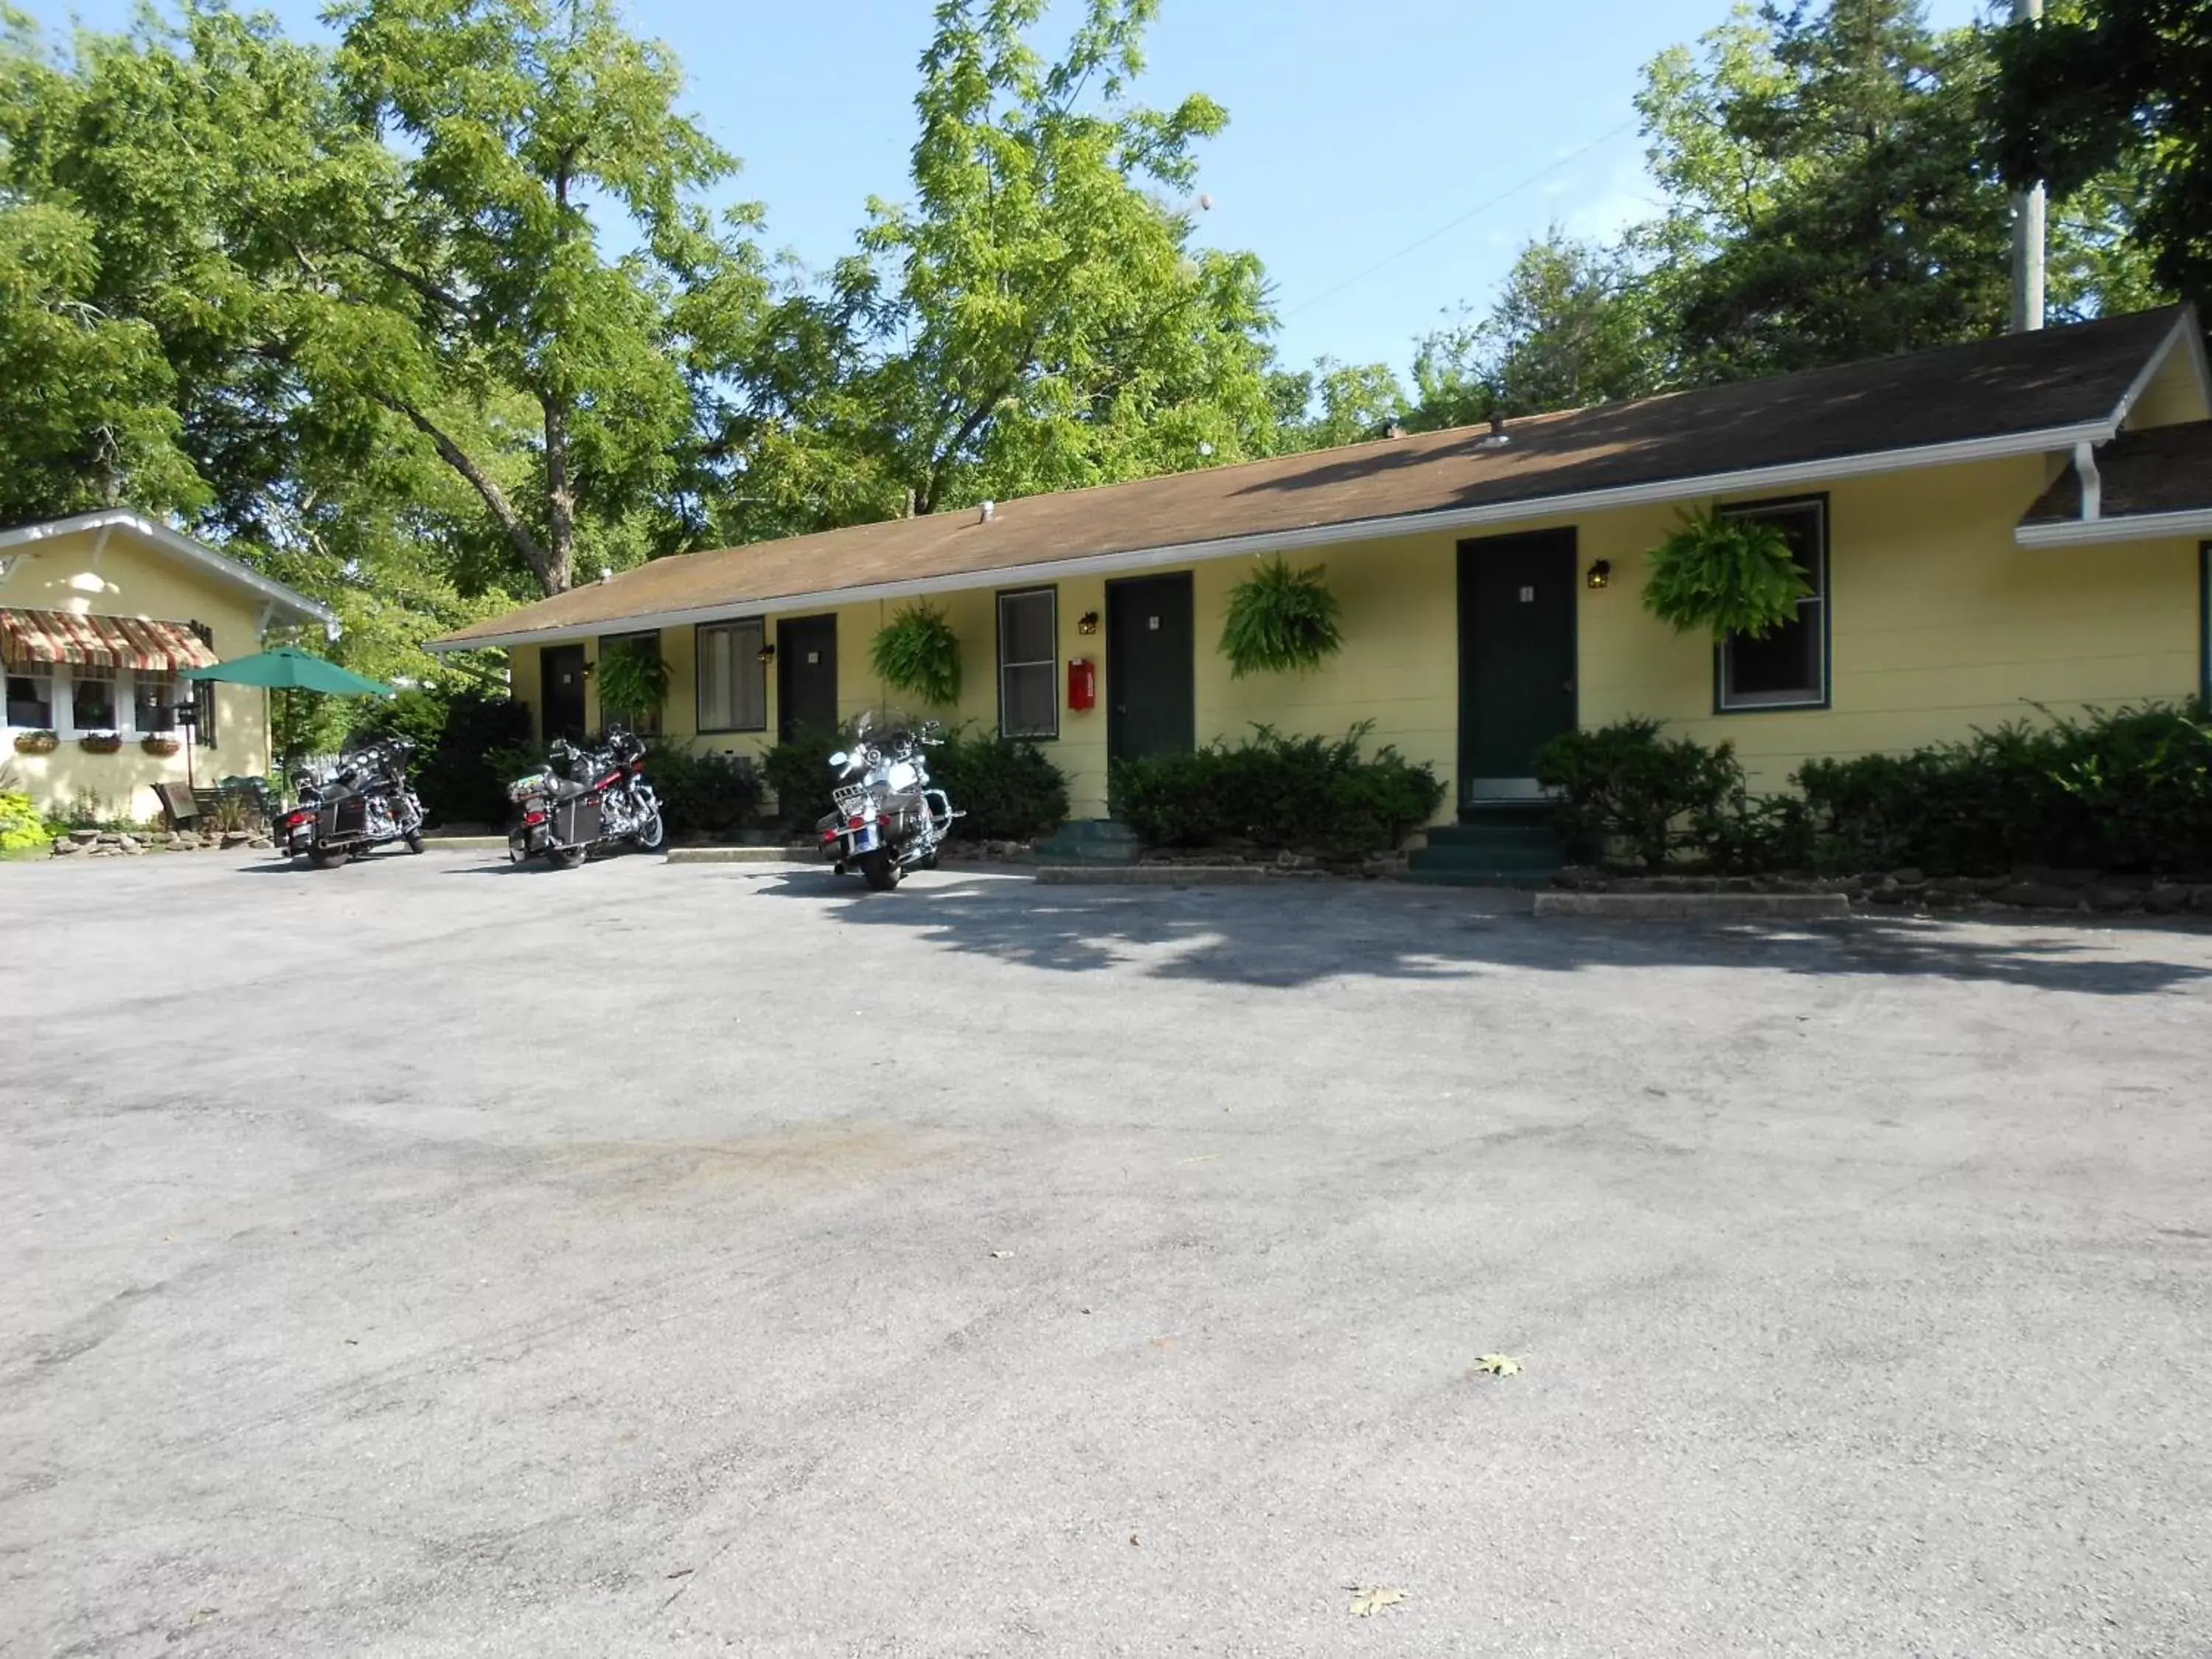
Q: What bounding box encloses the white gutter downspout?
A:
[2073,440,2102,521]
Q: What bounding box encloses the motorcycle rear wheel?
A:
[307,846,349,869]
[546,846,585,870]
[860,849,902,891]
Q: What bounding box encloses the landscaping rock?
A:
[247,836,274,850]
[69,828,99,845]
[175,830,201,849]
[2191,886,2212,916]
[220,830,250,847]
[95,832,123,846]
[2146,884,2191,914]
[2087,884,2141,913]
[50,838,79,856]
[1888,867,1926,886]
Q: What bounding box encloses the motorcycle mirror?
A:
[827,751,849,769]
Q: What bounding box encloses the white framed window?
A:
[696,619,767,733]
[5,663,53,728]
[68,663,119,732]
[1716,497,1829,712]
[997,587,1057,740]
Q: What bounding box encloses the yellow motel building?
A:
[432,307,2212,828]
[2,511,334,820]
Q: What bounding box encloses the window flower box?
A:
[140,734,181,758]
[78,732,124,755]
[13,729,59,755]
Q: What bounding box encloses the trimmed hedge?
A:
[1538,703,2212,877]
[644,742,765,838]
[928,728,1068,842]
[1112,724,1445,858]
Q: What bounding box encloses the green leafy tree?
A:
[720,0,1279,536]
[1636,0,2166,382]
[0,201,204,520]
[1991,0,2212,307]
[319,0,767,594]
[1266,356,1406,451]
[1409,229,1664,427]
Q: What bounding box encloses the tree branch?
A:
[380,394,560,595]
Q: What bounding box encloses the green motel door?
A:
[1457,529,1578,807]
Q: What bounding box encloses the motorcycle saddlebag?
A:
[552,793,602,846]
[319,795,369,840]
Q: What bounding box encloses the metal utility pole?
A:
[2010,0,2046,332]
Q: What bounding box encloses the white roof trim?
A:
[2016,507,2212,548]
[0,509,335,625]
[431,417,2116,653]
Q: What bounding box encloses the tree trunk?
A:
[542,389,577,594]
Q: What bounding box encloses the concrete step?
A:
[1397,867,1555,889]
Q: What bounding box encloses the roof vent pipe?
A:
[1479,411,1511,450]
[980,500,996,524]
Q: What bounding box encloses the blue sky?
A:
[37,0,1987,380]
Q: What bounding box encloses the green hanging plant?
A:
[594,641,670,728]
[870,600,962,706]
[1219,556,1344,678]
[1643,511,1812,639]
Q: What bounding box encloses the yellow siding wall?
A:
[502,453,2207,825]
[2,526,272,819]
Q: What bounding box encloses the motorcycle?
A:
[506,728,664,869]
[815,714,961,891]
[277,737,425,869]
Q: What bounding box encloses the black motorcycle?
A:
[506,729,664,869]
[276,737,425,869]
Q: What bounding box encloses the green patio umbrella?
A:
[181,645,394,698]
[182,647,394,798]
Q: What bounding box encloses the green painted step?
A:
[1422,822,1562,855]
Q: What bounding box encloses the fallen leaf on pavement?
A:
[990,1250,1013,1259]
[1347,1585,1405,1616]
[665,1567,693,1579]
[1470,1354,1523,1377]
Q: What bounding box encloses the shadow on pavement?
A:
[750,871,2212,996]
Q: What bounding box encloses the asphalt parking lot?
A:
[4,847,2210,1658]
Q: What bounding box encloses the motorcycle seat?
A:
[552,778,592,800]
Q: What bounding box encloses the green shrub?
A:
[1534,719,1761,872]
[352,687,535,827]
[930,727,1068,841]
[760,723,846,830]
[0,790,49,854]
[1111,723,1444,858]
[1796,701,2212,875]
[644,742,765,838]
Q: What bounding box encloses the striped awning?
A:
[0,608,220,672]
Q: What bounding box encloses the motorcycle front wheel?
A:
[632,810,665,852]
[404,830,425,854]
[860,849,902,891]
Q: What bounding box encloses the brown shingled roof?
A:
[436,305,2194,649]
[2023,418,2212,523]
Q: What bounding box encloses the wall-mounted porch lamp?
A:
[1077,611,1100,636]
[1585,560,1612,591]
[757,640,778,666]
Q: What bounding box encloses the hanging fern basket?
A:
[1641,511,1811,639]
[594,642,670,728]
[1219,557,1344,678]
[870,601,962,707]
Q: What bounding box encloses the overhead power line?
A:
[1283,118,1641,318]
